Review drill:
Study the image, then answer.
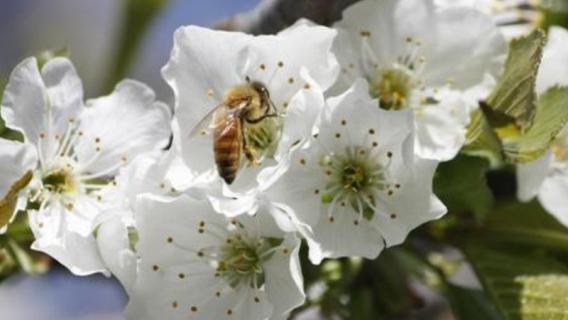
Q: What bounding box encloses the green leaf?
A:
[0,171,33,229]
[485,29,546,131]
[463,110,505,166]
[464,31,566,164]
[447,284,502,320]
[481,200,568,252]
[502,86,568,163]
[540,0,568,30]
[463,246,568,320]
[434,155,494,224]
[348,288,377,320]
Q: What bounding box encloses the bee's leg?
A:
[241,123,260,166]
[245,113,278,124]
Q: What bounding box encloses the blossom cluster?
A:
[1,0,567,319]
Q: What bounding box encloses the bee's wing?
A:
[188,101,248,139]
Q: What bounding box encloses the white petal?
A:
[373,157,446,247]
[306,206,385,264]
[96,212,137,292]
[517,151,553,202]
[414,90,470,161]
[274,73,325,160]
[1,57,47,144]
[335,0,436,69]
[30,208,106,276]
[537,26,568,94]
[322,79,414,155]
[538,172,568,227]
[244,22,339,105]
[41,57,83,136]
[1,57,84,157]
[265,146,324,228]
[328,28,364,95]
[76,80,171,175]
[164,26,249,136]
[422,6,506,88]
[264,235,305,318]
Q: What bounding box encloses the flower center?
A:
[41,166,78,195]
[369,66,415,110]
[320,146,390,221]
[342,163,369,192]
[217,230,282,289]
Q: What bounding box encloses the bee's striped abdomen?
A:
[213,117,242,184]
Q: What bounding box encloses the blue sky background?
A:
[0,1,259,319]
[0,0,259,99]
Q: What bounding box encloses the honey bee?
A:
[190,81,280,184]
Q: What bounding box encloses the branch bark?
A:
[216,0,361,34]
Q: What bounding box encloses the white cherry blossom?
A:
[162,22,338,216]
[266,80,446,263]
[0,57,171,275]
[126,194,304,320]
[331,0,506,161]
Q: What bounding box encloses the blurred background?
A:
[0,1,259,319]
[0,0,259,103]
[3,1,568,320]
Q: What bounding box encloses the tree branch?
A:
[216,0,361,34]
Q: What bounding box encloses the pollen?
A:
[207,89,214,97]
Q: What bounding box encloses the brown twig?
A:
[216,0,361,34]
